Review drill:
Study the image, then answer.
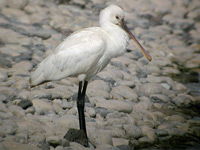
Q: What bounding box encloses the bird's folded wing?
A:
[52,30,106,75]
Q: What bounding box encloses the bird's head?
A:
[100,5,152,61]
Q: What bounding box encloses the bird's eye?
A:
[116,16,119,19]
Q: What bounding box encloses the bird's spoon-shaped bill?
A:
[120,20,152,61]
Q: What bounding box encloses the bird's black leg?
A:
[77,81,88,137]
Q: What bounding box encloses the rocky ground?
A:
[0,0,200,150]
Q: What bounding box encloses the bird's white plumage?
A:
[30,5,129,86]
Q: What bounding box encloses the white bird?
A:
[30,4,152,144]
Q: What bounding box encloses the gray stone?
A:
[11,61,33,74]
[141,126,156,141]
[86,107,96,117]
[18,100,33,109]
[139,83,164,95]
[0,55,12,68]
[46,136,62,147]
[165,115,186,123]
[111,85,138,101]
[0,94,8,103]
[7,0,28,9]
[62,100,73,109]
[61,138,70,147]
[172,95,194,107]
[124,125,142,139]
[32,99,54,115]
[128,139,139,149]
[150,94,171,103]
[96,99,133,113]
[0,120,17,135]
[31,90,52,99]
[54,115,79,135]
[0,140,41,150]
[14,80,29,90]
[138,137,154,146]
[88,128,113,146]
[25,107,35,114]
[64,129,88,147]
[95,107,111,118]
[133,97,153,111]
[50,86,74,99]
[0,101,7,112]
[112,138,129,147]
[87,80,110,99]
[156,129,169,137]
[0,68,8,81]
[8,105,25,117]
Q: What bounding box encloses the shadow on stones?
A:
[64,128,88,147]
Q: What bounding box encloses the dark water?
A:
[145,68,200,150]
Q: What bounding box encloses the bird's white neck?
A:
[101,22,129,58]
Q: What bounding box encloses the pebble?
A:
[46,136,62,147]
[87,80,110,99]
[0,140,41,150]
[32,99,54,115]
[138,83,164,96]
[88,128,113,146]
[156,129,169,137]
[111,85,138,101]
[124,125,142,139]
[150,94,171,103]
[17,100,33,109]
[96,99,133,113]
[0,68,8,81]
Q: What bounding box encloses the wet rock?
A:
[156,129,169,137]
[18,100,33,109]
[64,128,88,147]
